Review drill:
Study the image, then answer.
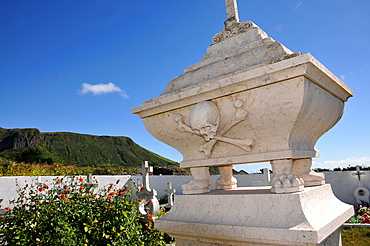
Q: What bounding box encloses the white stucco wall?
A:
[0,171,368,209]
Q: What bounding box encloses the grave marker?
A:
[164,182,175,210]
[353,165,370,205]
[136,161,159,215]
[133,0,354,244]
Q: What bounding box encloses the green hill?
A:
[0,127,177,168]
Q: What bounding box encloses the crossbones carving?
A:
[175,99,255,157]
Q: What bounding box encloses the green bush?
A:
[0,176,173,245]
[347,205,370,224]
[15,146,56,165]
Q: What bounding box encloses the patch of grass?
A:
[341,227,370,246]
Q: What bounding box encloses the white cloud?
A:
[340,75,346,80]
[79,82,129,98]
[312,157,370,170]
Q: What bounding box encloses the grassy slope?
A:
[0,128,177,168]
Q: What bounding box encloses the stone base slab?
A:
[155,185,353,245]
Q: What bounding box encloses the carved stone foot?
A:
[216,166,237,190]
[270,159,304,194]
[292,158,325,187]
[182,167,211,194]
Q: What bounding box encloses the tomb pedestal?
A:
[132,2,353,244]
[156,184,353,246]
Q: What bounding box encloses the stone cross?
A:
[138,161,153,192]
[164,182,176,210]
[136,161,159,215]
[225,0,240,22]
[353,165,366,186]
[86,173,98,189]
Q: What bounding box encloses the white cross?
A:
[225,0,240,22]
[165,182,176,209]
[138,161,153,191]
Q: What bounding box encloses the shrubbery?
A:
[0,175,173,245]
[347,205,370,224]
[15,146,56,165]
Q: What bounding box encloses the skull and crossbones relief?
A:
[175,99,255,157]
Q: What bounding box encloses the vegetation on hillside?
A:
[0,127,177,169]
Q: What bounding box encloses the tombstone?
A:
[0,199,5,215]
[164,182,176,210]
[132,1,353,245]
[84,174,98,190]
[353,165,370,206]
[252,168,270,187]
[136,161,160,215]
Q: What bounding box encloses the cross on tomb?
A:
[225,0,240,22]
[138,161,153,192]
[86,173,98,189]
[136,161,159,215]
[164,182,176,209]
[353,165,366,186]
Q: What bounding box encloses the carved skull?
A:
[189,101,220,141]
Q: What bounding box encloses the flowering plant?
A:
[0,176,173,245]
[347,205,370,224]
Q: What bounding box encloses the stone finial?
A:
[212,0,253,44]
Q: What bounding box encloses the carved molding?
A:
[212,21,253,44]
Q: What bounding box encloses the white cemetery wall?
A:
[0,175,131,208]
[323,171,370,206]
[0,172,368,209]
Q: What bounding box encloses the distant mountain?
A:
[0,127,178,168]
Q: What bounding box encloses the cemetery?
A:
[1,164,370,245]
[1,0,366,245]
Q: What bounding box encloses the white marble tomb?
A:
[132,0,353,245]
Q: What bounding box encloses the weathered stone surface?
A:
[156,185,353,245]
[132,9,352,196]
[133,54,352,169]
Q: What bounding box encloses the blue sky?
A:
[1,0,369,173]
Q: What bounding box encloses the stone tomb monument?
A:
[132,0,354,245]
